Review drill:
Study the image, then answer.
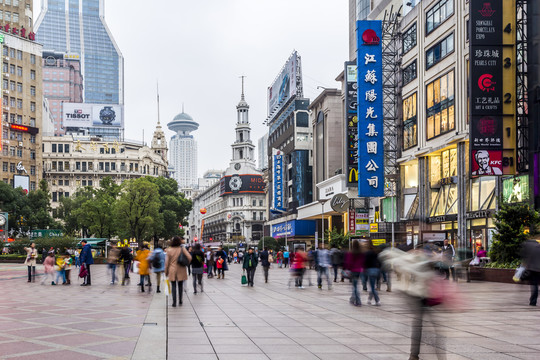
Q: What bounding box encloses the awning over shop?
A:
[77,238,107,248]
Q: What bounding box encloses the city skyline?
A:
[32,0,348,178]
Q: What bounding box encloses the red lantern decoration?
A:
[200,208,207,215]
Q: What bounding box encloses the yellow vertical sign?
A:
[502,0,517,174]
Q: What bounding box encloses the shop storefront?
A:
[270,220,316,248]
[467,176,497,254]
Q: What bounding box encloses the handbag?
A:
[177,248,190,267]
[79,264,88,278]
[133,260,140,274]
[425,277,446,306]
[513,265,530,282]
[241,270,247,285]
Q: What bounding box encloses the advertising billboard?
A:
[219,174,265,196]
[345,61,359,186]
[63,103,124,128]
[271,149,286,212]
[267,51,299,116]
[502,175,529,203]
[469,0,516,176]
[356,20,384,197]
[271,220,315,239]
[13,175,30,194]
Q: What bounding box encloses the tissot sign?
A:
[62,103,124,128]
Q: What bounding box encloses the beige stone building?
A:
[42,123,168,213]
[0,31,43,190]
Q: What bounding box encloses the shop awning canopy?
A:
[77,238,107,248]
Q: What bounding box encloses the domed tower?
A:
[167,107,199,189]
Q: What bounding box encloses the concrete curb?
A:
[132,293,167,359]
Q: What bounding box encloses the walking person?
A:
[135,244,151,292]
[24,242,38,282]
[331,245,344,283]
[41,252,56,285]
[291,247,307,288]
[149,244,166,293]
[79,240,94,286]
[260,247,270,283]
[206,247,215,278]
[191,244,205,294]
[187,246,193,276]
[315,244,332,290]
[63,253,73,285]
[55,255,66,285]
[119,246,133,285]
[107,243,120,285]
[165,236,192,307]
[276,250,283,268]
[216,246,228,279]
[441,239,455,280]
[521,235,540,306]
[283,249,290,268]
[344,240,365,306]
[365,243,381,306]
[243,247,258,286]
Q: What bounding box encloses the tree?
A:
[78,177,120,238]
[58,186,94,237]
[115,177,161,241]
[325,228,349,249]
[258,236,284,251]
[147,177,192,239]
[490,202,540,264]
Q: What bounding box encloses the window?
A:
[16,99,22,109]
[9,64,14,74]
[2,79,7,90]
[30,70,35,80]
[12,12,18,24]
[30,86,35,96]
[88,180,93,186]
[430,148,458,183]
[2,63,6,73]
[9,146,15,156]
[2,162,7,172]
[426,0,454,34]
[260,212,264,220]
[426,33,454,69]
[253,212,257,220]
[88,162,93,171]
[253,200,257,206]
[30,182,35,191]
[426,70,455,139]
[17,83,22,93]
[58,180,63,186]
[30,102,35,112]
[5,0,10,6]
[30,135,35,143]
[16,148,22,157]
[81,180,86,186]
[17,67,22,76]
[64,144,69,153]
[2,47,6,56]
[403,23,417,54]
[16,115,21,124]
[9,163,15,172]
[10,97,15,107]
[9,81,15,91]
[4,11,10,22]
[52,144,57,153]
[58,144,63,153]
[402,60,417,86]
[30,166,35,175]
[52,161,57,170]
[65,180,69,186]
[9,48,14,58]
[16,51,22,61]
[30,54,36,65]
[30,118,35,127]
[52,192,57,202]
[30,150,35,159]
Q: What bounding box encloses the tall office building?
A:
[34,0,123,105]
[167,110,198,189]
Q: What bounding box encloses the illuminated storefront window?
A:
[426,70,455,140]
[429,148,457,184]
[403,93,417,150]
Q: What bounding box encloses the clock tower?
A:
[231,77,256,171]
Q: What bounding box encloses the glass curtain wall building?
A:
[35,0,123,140]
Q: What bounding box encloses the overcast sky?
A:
[34,0,349,177]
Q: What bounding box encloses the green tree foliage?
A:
[114,177,161,241]
[258,236,285,251]
[490,202,540,263]
[0,180,57,236]
[9,236,79,255]
[325,228,350,249]
[147,177,192,239]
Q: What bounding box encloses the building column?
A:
[457,142,467,251]
[418,157,428,241]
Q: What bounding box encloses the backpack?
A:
[152,252,162,269]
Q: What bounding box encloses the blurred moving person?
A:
[344,240,364,306]
[521,235,540,306]
[107,243,120,285]
[119,246,133,285]
[149,244,166,293]
[191,243,205,294]
[243,247,258,287]
[41,252,56,285]
[135,244,151,292]
[364,243,381,306]
[206,247,215,278]
[331,245,344,283]
[165,236,192,307]
[79,240,94,286]
[260,247,270,283]
[315,244,332,290]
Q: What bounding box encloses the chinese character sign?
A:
[272,150,286,212]
[357,20,384,197]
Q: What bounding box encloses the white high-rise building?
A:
[167,110,198,189]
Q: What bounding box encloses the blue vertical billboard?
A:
[272,149,286,212]
[357,20,384,197]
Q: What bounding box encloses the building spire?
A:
[182,102,185,113]
[240,75,246,101]
[156,81,161,125]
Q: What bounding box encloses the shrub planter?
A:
[470,267,523,284]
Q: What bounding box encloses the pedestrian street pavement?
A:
[1,262,540,359]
